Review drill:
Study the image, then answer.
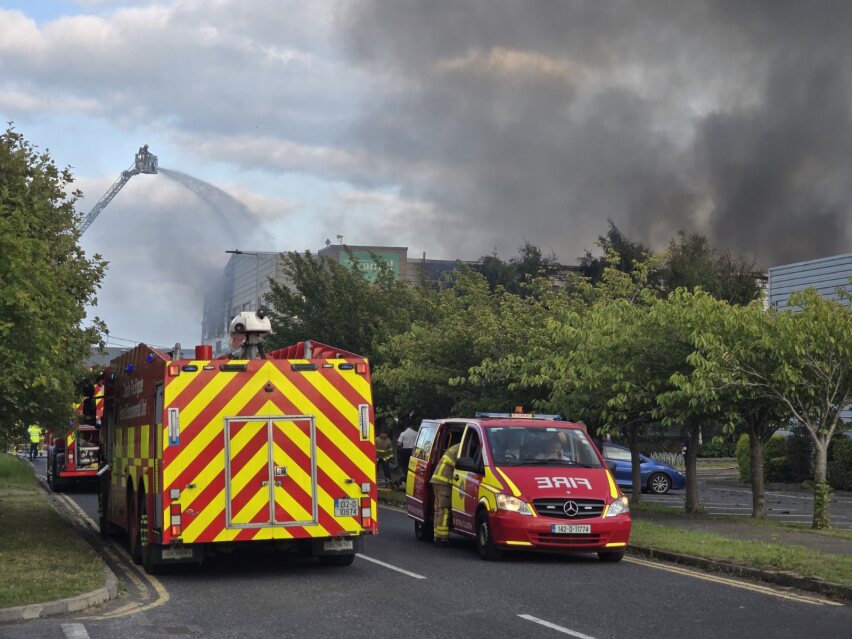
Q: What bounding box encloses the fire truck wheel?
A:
[414,519,434,542]
[140,498,162,575]
[475,510,504,561]
[318,553,356,567]
[128,489,143,565]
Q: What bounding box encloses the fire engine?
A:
[46,382,104,491]
[98,311,378,573]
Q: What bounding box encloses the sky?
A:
[2,0,851,349]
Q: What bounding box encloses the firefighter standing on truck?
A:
[429,443,460,545]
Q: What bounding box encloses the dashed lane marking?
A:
[61,623,90,639]
[518,614,597,638]
[355,554,427,579]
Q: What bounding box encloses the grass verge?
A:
[631,501,852,541]
[631,519,852,586]
[0,454,105,608]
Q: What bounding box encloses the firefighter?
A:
[27,424,42,461]
[429,442,460,544]
[376,432,394,486]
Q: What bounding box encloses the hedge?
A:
[828,437,852,491]
[735,433,791,482]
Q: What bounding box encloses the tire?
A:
[140,496,161,575]
[318,553,356,567]
[128,488,143,565]
[475,510,503,561]
[598,550,625,562]
[648,473,672,495]
[414,519,434,542]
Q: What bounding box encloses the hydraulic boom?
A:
[79,145,158,234]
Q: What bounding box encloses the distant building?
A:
[768,252,851,310]
[201,244,472,356]
[768,251,851,423]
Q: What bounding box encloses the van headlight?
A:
[605,496,629,518]
[496,493,533,516]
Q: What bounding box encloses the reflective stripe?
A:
[495,467,521,497]
[605,470,619,499]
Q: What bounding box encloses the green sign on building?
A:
[339,251,400,282]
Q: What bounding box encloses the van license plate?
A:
[162,547,194,560]
[551,524,591,534]
[334,498,359,517]
[323,539,354,552]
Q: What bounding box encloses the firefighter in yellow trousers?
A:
[429,443,460,545]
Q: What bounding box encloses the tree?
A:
[475,241,562,296]
[661,231,761,305]
[577,221,652,284]
[264,248,424,359]
[0,127,106,443]
[680,298,788,517]
[689,287,852,528]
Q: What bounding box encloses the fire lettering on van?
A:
[535,476,592,490]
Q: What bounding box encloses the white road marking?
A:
[61,623,91,639]
[355,554,427,579]
[518,614,597,638]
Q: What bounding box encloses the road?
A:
[638,467,852,528]
[2,458,850,639]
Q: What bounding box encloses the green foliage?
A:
[698,438,735,458]
[735,434,791,482]
[264,248,425,359]
[0,127,106,442]
[828,437,852,491]
[577,221,653,285]
[474,241,562,296]
[661,231,761,305]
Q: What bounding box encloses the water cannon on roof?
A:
[229,310,272,359]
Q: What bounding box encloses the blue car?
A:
[601,443,685,494]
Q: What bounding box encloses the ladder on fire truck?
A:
[78,145,158,234]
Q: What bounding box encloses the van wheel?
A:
[414,519,434,542]
[319,553,355,567]
[648,473,671,495]
[475,510,503,561]
[598,550,625,562]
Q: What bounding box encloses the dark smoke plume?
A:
[339,0,852,267]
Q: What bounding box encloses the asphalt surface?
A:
[2,457,850,638]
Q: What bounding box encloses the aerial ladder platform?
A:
[79,145,158,234]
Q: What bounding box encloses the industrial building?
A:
[201,244,464,356]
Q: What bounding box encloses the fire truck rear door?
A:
[224,416,318,529]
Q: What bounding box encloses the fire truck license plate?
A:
[323,539,354,551]
[551,524,591,534]
[162,547,194,560]
[334,499,358,517]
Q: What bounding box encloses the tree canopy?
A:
[0,127,106,444]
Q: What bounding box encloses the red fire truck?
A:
[46,382,104,492]
[98,311,378,573]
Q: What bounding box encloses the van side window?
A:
[412,424,437,461]
[460,427,483,469]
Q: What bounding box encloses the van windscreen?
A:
[485,426,602,468]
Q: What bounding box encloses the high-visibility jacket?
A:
[376,437,394,462]
[28,425,41,444]
[430,444,460,485]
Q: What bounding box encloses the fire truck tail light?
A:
[170,488,180,499]
[171,525,182,537]
[355,362,367,375]
[170,503,182,527]
[360,497,371,526]
[168,364,181,376]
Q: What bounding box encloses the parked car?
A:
[601,443,685,494]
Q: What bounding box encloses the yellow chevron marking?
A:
[271,440,322,530]
[297,369,369,438]
[164,361,217,406]
[273,419,360,533]
[140,423,149,459]
[326,359,372,404]
[266,366,374,480]
[229,424,271,525]
[164,371,268,487]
